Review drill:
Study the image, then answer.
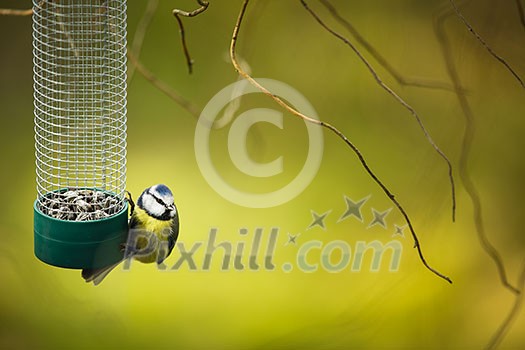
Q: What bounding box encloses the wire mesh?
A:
[33,0,127,221]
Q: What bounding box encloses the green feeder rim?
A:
[34,198,129,270]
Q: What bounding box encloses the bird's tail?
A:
[81,261,121,286]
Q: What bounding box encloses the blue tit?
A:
[82,184,180,285]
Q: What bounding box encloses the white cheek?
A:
[143,196,165,217]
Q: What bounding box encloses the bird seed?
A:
[38,189,123,221]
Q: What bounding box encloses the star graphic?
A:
[367,208,392,229]
[338,195,370,223]
[307,210,331,231]
[393,224,406,238]
[285,233,300,246]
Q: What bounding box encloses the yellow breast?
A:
[131,207,173,264]
[134,206,173,235]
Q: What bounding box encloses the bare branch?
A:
[172,0,209,74]
[434,1,519,295]
[127,50,200,118]
[517,0,525,31]
[218,0,268,130]
[301,0,456,222]
[231,0,452,284]
[215,54,252,129]
[318,0,455,92]
[449,0,525,89]
[0,0,47,17]
[486,259,525,349]
[128,0,159,83]
[0,8,32,16]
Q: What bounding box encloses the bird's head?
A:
[137,184,177,221]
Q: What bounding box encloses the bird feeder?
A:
[33,0,129,269]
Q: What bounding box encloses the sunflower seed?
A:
[39,188,123,222]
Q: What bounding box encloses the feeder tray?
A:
[32,0,128,269]
[34,189,128,269]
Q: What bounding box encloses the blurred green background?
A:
[1,0,524,348]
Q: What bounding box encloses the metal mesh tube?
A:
[33,0,127,221]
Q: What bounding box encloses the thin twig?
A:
[19,2,80,57]
[434,1,519,295]
[301,0,456,223]
[0,8,32,16]
[110,0,204,119]
[318,0,455,92]
[486,258,525,349]
[53,3,80,58]
[449,0,525,89]
[215,54,252,129]
[231,0,452,284]
[172,0,209,74]
[217,0,268,130]
[517,0,525,31]
[127,50,200,118]
[128,0,159,83]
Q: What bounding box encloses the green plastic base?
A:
[34,199,129,269]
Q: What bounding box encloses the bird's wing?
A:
[168,214,180,256]
[157,214,179,264]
